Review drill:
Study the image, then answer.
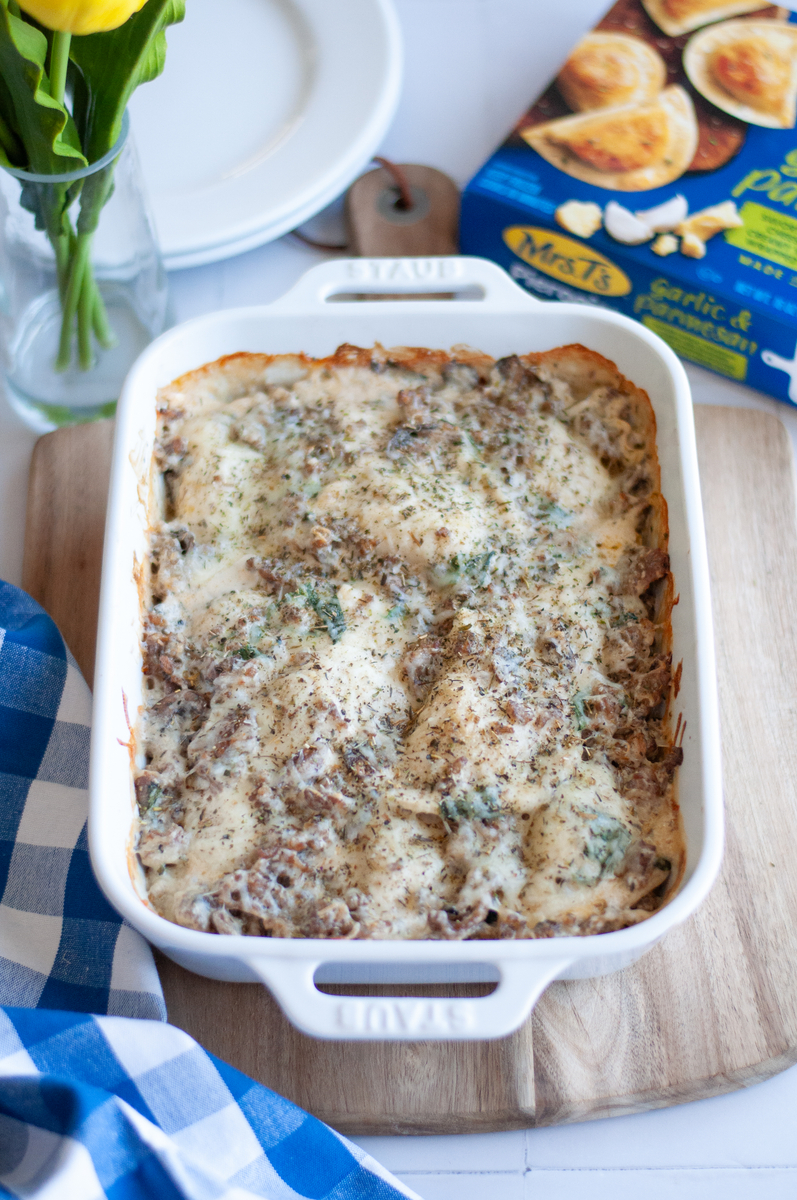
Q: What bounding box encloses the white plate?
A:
[128,0,402,270]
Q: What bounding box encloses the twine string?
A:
[290,155,416,251]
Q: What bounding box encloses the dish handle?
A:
[244,955,573,1041]
[270,255,543,310]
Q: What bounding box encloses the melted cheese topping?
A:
[135,346,684,941]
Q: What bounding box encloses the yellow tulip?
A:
[17,0,147,35]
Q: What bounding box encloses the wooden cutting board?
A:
[22,406,797,1134]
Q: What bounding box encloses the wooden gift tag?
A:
[346,162,459,265]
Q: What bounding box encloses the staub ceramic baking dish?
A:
[89,257,723,1041]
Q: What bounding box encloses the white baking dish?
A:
[89,256,723,1041]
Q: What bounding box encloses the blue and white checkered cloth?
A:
[0,582,418,1200]
[0,581,164,1019]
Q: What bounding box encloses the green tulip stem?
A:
[56,232,91,371]
[49,31,71,106]
[91,277,115,349]
[54,230,70,300]
[77,263,94,370]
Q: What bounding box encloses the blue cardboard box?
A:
[460,0,797,405]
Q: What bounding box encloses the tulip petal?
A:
[17,0,147,37]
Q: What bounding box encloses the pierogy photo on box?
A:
[461,0,797,404]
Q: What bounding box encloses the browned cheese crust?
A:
[133,342,684,941]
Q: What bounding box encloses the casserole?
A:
[135,344,684,939]
[90,256,723,1041]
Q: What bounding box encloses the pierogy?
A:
[521,85,698,191]
[641,0,779,38]
[557,32,667,112]
[685,18,797,127]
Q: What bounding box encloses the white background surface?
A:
[2,1,797,1196]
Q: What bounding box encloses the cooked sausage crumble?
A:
[134,342,684,940]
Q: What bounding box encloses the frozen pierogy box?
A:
[460,0,797,404]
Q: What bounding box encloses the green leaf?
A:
[386,601,406,625]
[612,610,639,627]
[136,779,163,814]
[440,786,501,824]
[571,690,589,731]
[571,810,631,884]
[431,549,496,592]
[69,0,185,162]
[0,72,24,166]
[530,496,572,528]
[0,5,87,173]
[302,583,346,643]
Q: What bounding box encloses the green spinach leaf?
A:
[431,549,496,591]
[573,810,631,884]
[440,786,501,823]
[303,583,346,642]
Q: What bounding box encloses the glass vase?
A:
[0,113,168,432]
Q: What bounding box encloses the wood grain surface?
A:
[346,164,459,260]
[22,406,797,1133]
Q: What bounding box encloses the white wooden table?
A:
[3,2,797,1196]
